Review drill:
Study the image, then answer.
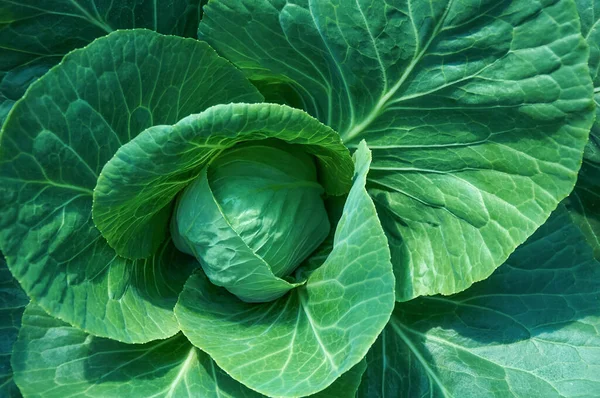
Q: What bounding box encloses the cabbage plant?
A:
[0,0,599,397]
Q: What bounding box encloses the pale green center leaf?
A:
[171,166,305,303]
[200,0,595,301]
[174,142,395,398]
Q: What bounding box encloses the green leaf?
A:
[310,359,367,398]
[93,103,352,260]
[11,302,367,398]
[357,206,600,397]
[200,0,595,301]
[575,0,600,164]
[0,0,204,125]
[207,141,330,279]
[0,29,261,343]
[175,141,395,397]
[564,0,600,259]
[12,303,263,398]
[0,255,27,398]
[564,162,600,260]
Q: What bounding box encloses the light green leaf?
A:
[310,359,367,398]
[11,302,366,398]
[565,0,600,259]
[0,255,27,398]
[175,142,395,397]
[93,103,352,260]
[171,165,304,303]
[12,303,263,398]
[200,0,595,300]
[357,206,600,397]
[0,29,261,343]
[0,0,204,125]
[206,141,330,279]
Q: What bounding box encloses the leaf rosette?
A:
[0,0,598,397]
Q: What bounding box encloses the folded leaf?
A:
[358,206,600,397]
[175,142,395,397]
[200,0,595,301]
[93,103,352,260]
[0,29,261,343]
[172,166,304,302]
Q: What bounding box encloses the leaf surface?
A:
[565,161,600,260]
[12,303,368,398]
[175,142,394,397]
[0,255,27,398]
[357,207,600,397]
[200,0,595,300]
[12,303,263,398]
[0,0,204,124]
[0,29,261,343]
[566,0,600,259]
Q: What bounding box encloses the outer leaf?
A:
[0,0,204,124]
[12,303,262,398]
[0,254,27,398]
[200,0,595,300]
[12,302,367,398]
[565,162,600,260]
[357,207,600,397]
[0,29,261,343]
[575,0,600,164]
[175,142,394,397]
[93,103,352,260]
[565,0,600,259]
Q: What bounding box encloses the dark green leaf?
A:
[564,161,600,260]
[0,254,27,398]
[93,103,350,261]
[358,206,600,397]
[0,0,204,124]
[565,0,600,259]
